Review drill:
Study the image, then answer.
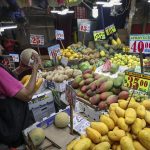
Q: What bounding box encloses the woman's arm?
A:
[15,53,41,102]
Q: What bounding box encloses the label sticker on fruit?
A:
[105,24,116,36]
[93,30,106,41]
[48,44,61,58]
[66,84,76,106]
[79,23,90,32]
[130,34,150,53]
[124,71,150,93]
[55,30,64,40]
[30,34,44,45]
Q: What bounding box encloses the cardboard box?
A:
[28,90,54,110]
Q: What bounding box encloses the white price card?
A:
[79,24,90,32]
[9,54,19,62]
[30,34,44,45]
[48,44,61,58]
[130,34,150,53]
[55,30,64,40]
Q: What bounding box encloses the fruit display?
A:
[54,112,70,128]
[61,48,83,61]
[39,66,82,83]
[29,128,45,146]
[67,99,150,150]
[68,42,86,52]
[72,72,129,110]
[110,54,140,68]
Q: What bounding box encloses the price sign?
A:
[79,24,90,32]
[93,30,106,41]
[9,54,19,62]
[30,34,44,45]
[105,24,116,36]
[61,56,68,66]
[130,34,150,53]
[48,44,61,58]
[55,30,64,40]
[66,84,76,105]
[124,71,150,93]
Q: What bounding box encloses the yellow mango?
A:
[100,135,111,143]
[115,107,125,118]
[133,140,147,150]
[117,118,129,132]
[120,136,135,150]
[108,129,125,142]
[125,108,136,124]
[109,111,119,125]
[100,115,115,130]
[86,127,101,144]
[138,129,150,150]
[136,105,146,119]
[109,103,119,112]
[126,132,132,139]
[131,118,143,135]
[116,145,121,150]
[128,101,140,109]
[142,119,146,128]
[141,100,150,110]
[89,142,96,150]
[73,138,91,150]
[67,139,79,150]
[93,142,110,150]
[118,100,128,109]
[90,122,108,135]
[80,134,87,139]
[145,110,150,124]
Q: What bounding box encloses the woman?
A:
[0,46,41,148]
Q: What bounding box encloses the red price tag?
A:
[30,34,44,45]
[130,34,150,53]
[79,24,90,32]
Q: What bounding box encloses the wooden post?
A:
[140,49,144,74]
[70,104,74,135]
[60,40,65,50]
[83,32,86,46]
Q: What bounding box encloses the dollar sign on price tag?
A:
[124,71,150,93]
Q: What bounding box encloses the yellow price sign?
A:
[105,24,116,36]
[93,30,106,41]
[124,71,150,93]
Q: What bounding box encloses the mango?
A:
[86,127,101,144]
[81,85,88,93]
[85,78,94,85]
[76,91,84,98]
[83,73,93,79]
[111,88,121,95]
[89,94,100,105]
[79,80,85,86]
[86,89,95,97]
[100,92,113,101]
[90,122,108,136]
[133,140,147,150]
[92,142,110,150]
[98,101,108,110]
[125,108,136,125]
[136,105,146,119]
[131,118,143,135]
[97,80,113,93]
[106,95,118,105]
[96,77,108,87]
[118,91,129,100]
[113,76,123,88]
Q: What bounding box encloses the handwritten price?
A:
[125,76,149,92]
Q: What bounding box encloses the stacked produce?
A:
[72,71,129,110]
[61,48,83,61]
[67,99,150,150]
[110,54,140,68]
[39,66,82,83]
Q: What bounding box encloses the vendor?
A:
[0,46,41,148]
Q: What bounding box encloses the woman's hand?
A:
[31,53,42,71]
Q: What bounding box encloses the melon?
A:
[20,48,38,66]
[54,112,70,128]
[29,128,45,146]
